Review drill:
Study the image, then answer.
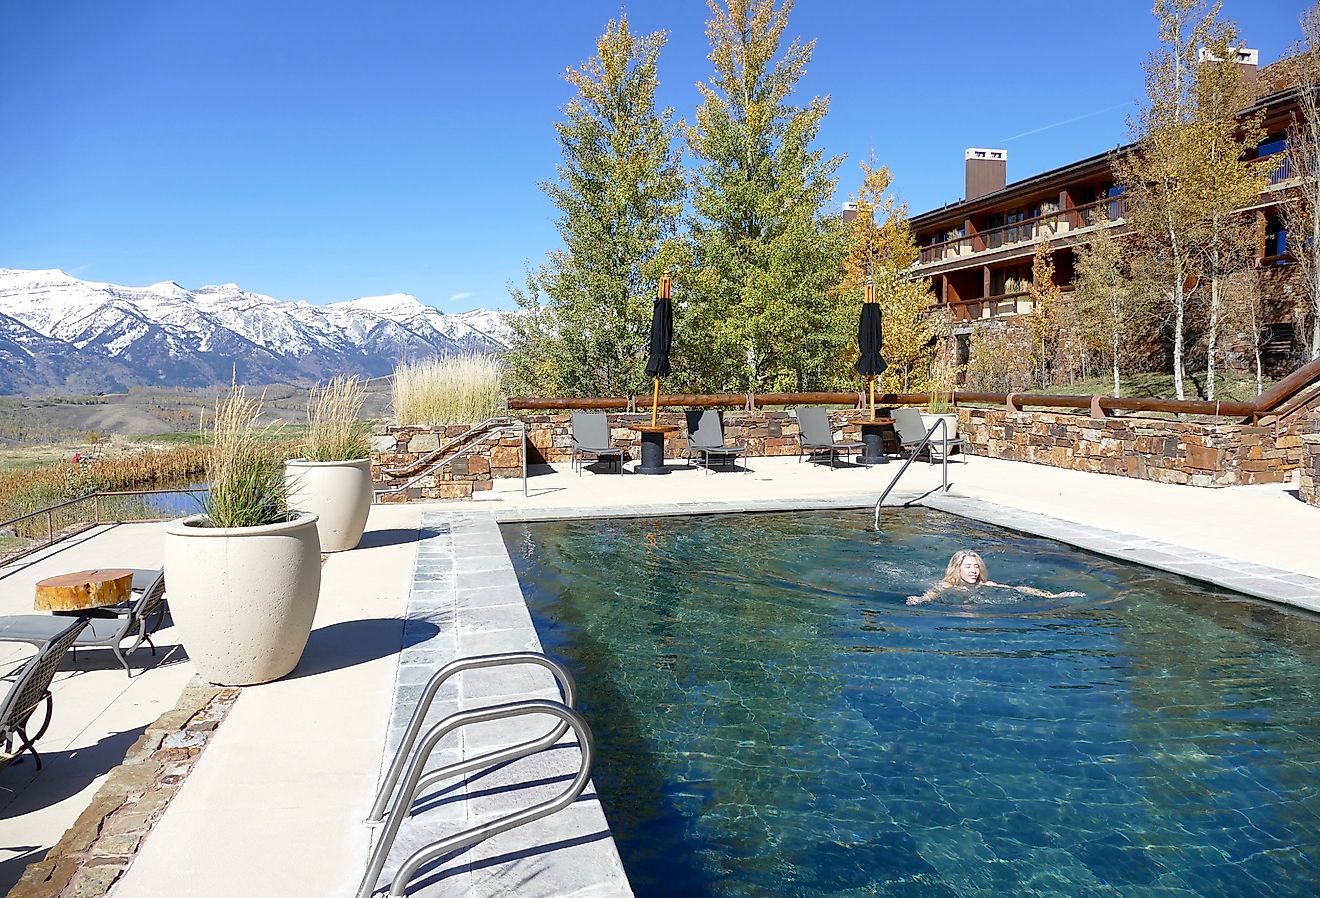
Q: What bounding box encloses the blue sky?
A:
[0,0,1307,311]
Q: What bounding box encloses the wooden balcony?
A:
[918,196,1126,266]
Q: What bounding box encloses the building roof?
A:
[909,54,1306,232]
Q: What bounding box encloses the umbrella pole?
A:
[651,377,660,426]
[869,376,875,420]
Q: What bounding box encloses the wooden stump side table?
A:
[627,424,679,475]
[34,568,134,612]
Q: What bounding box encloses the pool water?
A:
[504,509,1320,898]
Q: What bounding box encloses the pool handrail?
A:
[355,698,593,898]
[365,650,576,825]
[874,417,953,531]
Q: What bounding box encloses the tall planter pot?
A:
[163,512,322,686]
[285,458,373,552]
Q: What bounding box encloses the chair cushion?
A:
[0,614,124,646]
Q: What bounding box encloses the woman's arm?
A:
[1012,584,1083,598]
[906,586,943,605]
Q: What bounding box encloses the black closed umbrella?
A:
[645,273,673,424]
[855,278,887,418]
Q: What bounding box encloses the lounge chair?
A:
[570,412,623,475]
[794,407,863,470]
[0,568,168,677]
[0,616,88,769]
[892,408,965,463]
[683,410,748,474]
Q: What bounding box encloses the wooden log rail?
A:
[507,356,1320,422]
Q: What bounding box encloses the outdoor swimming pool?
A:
[505,509,1320,897]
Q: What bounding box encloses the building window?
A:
[1264,217,1288,261]
[1258,132,1287,157]
[1106,184,1126,221]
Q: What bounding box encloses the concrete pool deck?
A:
[2,453,1317,896]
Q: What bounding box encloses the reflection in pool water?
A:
[505,509,1320,898]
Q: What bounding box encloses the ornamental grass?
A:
[392,355,503,426]
[302,375,370,461]
[202,387,289,528]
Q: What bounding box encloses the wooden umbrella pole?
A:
[651,377,660,425]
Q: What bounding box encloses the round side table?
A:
[850,417,895,464]
[628,424,679,474]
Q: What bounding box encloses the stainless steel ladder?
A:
[873,416,955,531]
[356,652,592,898]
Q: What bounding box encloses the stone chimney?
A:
[965,148,1007,201]
[1199,46,1258,89]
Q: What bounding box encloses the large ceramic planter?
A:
[163,512,322,686]
[284,457,373,552]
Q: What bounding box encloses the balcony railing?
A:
[918,195,1127,265]
[948,290,1033,322]
[1265,153,1293,185]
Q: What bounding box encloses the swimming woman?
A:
[906,549,1083,605]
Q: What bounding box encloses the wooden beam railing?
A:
[508,356,1320,422]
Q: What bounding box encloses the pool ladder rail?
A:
[873,416,954,531]
[356,652,593,898]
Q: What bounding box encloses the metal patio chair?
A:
[570,412,624,475]
[794,407,863,470]
[683,410,748,473]
[893,408,965,464]
[0,616,88,769]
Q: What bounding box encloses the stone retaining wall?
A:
[371,412,892,501]
[957,408,1303,487]
[373,407,1312,499]
[1301,411,1320,506]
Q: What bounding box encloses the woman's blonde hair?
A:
[942,550,988,586]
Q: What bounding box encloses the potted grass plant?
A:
[284,375,373,552]
[164,387,322,686]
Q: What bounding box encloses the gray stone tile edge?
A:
[379,511,634,898]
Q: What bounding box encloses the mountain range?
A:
[0,268,510,394]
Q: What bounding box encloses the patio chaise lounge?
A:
[892,408,965,463]
[0,568,168,677]
[0,616,88,769]
[683,410,748,474]
[570,412,624,475]
[794,407,864,470]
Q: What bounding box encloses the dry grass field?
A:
[0,379,393,452]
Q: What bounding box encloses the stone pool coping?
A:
[371,511,634,898]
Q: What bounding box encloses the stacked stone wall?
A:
[371,411,890,501]
[1300,410,1320,506]
[373,407,1311,499]
[957,408,1303,487]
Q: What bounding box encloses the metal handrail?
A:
[873,417,953,531]
[380,417,518,477]
[356,698,593,898]
[374,417,527,499]
[366,652,575,824]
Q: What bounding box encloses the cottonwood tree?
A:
[1026,237,1062,388]
[1115,0,1218,401]
[1073,209,1149,396]
[504,16,686,397]
[1281,2,1320,362]
[684,0,848,393]
[833,160,934,391]
[1190,29,1273,400]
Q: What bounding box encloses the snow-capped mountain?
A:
[0,268,511,393]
